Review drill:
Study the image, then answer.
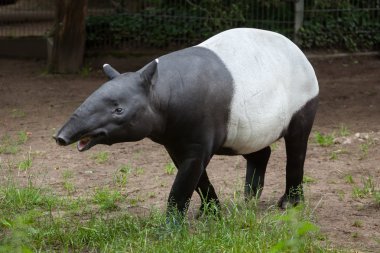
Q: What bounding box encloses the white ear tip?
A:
[155,58,159,63]
[103,63,110,68]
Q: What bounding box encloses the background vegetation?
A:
[86,0,379,51]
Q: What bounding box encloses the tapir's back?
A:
[196,28,319,154]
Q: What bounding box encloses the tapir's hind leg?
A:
[243,146,271,201]
[279,96,319,209]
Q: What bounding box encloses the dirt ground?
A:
[0,54,379,252]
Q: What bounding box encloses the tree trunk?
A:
[49,0,88,73]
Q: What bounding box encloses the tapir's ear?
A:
[103,64,120,80]
[140,59,158,85]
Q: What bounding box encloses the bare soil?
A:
[0,55,379,252]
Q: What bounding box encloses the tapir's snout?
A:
[53,134,70,146]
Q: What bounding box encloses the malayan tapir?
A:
[54,28,319,214]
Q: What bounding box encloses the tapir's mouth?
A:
[77,132,106,152]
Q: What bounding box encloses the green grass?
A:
[17,157,32,171]
[344,174,354,184]
[93,188,122,210]
[79,64,92,77]
[0,183,342,253]
[17,131,29,145]
[92,151,109,164]
[135,167,144,175]
[0,135,19,154]
[11,109,26,118]
[62,170,75,194]
[303,175,316,184]
[0,131,29,155]
[358,138,375,160]
[270,142,279,151]
[314,132,334,147]
[114,165,132,187]
[164,162,176,175]
[338,124,350,137]
[352,176,380,205]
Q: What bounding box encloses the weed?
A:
[164,162,176,175]
[338,124,350,137]
[351,232,359,238]
[352,220,362,228]
[344,174,354,184]
[11,109,26,118]
[148,192,156,198]
[128,196,144,207]
[119,164,132,174]
[135,167,144,175]
[303,175,316,184]
[92,151,109,164]
[358,137,376,160]
[93,188,122,210]
[17,154,32,171]
[62,170,73,180]
[114,165,132,187]
[0,135,19,154]
[79,64,92,77]
[62,170,75,194]
[352,176,378,199]
[17,131,29,144]
[314,132,334,147]
[270,142,278,151]
[337,190,345,201]
[329,151,337,160]
[373,191,380,206]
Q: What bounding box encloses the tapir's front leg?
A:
[165,143,213,215]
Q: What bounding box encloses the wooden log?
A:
[49,0,88,73]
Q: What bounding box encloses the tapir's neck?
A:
[145,95,167,144]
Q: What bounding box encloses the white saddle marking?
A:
[197,28,319,154]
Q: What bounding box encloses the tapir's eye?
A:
[114,108,124,114]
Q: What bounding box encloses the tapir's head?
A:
[53,61,158,151]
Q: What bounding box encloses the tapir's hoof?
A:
[277,194,303,209]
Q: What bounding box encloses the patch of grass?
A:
[344,174,354,184]
[135,167,144,175]
[17,156,32,172]
[0,182,58,218]
[337,190,345,201]
[62,170,75,195]
[148,192,156,198]
[329,151,337,160]
[358,138,375,160]
[17,131,29,145]
[93,188,122,210]
[351,232,359,238]
[352,220,363,228]
[352,176,379,201]
[0,135,19,154]
[270,142,279,151]
[0,182,343,252]
[338,124,350,137]
[92,151,109,164]
[114,165,132,187]
[373,191,380,206]
[0,131,30,155]
[11,109,26,118]
[314,132,334,147]
[164,162,176,175]
[329,149,349,160]
[303,175,316,184]
[79,64,92,77]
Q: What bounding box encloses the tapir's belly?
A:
[197,28,319,154]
